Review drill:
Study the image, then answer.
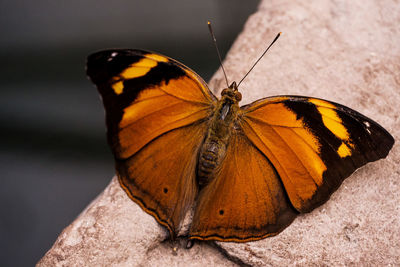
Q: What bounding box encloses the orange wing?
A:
[87,49,216,237]
[240,96,394,213]
[189,130,297,242]
[87,49,215,160]
[118,122,208,237]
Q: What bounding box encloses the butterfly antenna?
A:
[208,21,229,88]
[237,32,281,87]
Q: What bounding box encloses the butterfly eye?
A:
[221,88,229,96]
[235,92,242,101]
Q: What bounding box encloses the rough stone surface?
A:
[38,0,400,266]
[37,177,237,266]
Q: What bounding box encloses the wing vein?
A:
[287,127,321,155]
[130,93,168,104]
[158,81,214,105]
[255,144,276,221]
[241,120,294,190]
[245,115,303,129]
[120,103,208,130]
[268,125,319,188]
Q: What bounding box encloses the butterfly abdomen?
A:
[197,138,227,186]
[197,93,240,187]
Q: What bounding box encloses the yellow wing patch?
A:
[337,142,353,157]
[112,81,124,95]
[111,54,169,95]
[309,98,354,158]
[120,58,157,79]
[145,53,169,62]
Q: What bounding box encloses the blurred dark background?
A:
[0,0,259,266]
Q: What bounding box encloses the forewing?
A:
[189,131,297,242]
[241,96,394,212]
[87,49,216,237]
[87,49,216,159]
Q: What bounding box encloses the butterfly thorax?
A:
[197,83,242,187]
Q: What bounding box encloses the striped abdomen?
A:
[197,137,228,187]
[196,84,242,187]
[197,97,239,187]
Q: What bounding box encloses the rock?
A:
[38,0,400,265]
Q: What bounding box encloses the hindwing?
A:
[189,130,297,242]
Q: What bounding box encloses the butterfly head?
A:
[221,81,242,103]
[208,21,281,106]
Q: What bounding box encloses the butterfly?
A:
[86,44,394,243]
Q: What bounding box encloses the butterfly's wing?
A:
[189,95,394,242]
[87,49,216,159]
[189,130,298,242]
[87,49,216,237]
[240,96,394,213]
[118,122,208,237]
